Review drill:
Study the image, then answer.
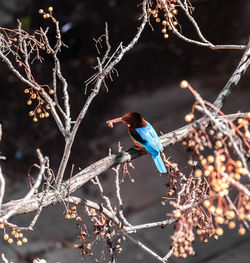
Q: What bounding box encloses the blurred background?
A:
[0,0,249,262]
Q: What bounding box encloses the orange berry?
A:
[17,240,22,246]
[228,221,236,229]
[65,213,71,220]
[238,227,246,235]
[237,118,243,124]
[215,216,224,224]
[4,234,9,240]
[8,238,13,244]
[225,210,235,219]
[173,209,181,218]
[180,80,189,89]
[215,227,224,236]
[238,168,247,175]
[215,140,222,148]
[194,169,202,177]
[185,113,194,123]
[209,206,216,213]
[235,161,242,168]
[22,237,28,243]
[39,113,45,118]
[172,9,178,15]
[207,155,214,163]
[215,207,223,216]
[31,93,36,99]
[238,213,245,221]
[234,173,241,180]
[203,200,211,208]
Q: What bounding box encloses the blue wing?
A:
[134,122,166,173]
[135,121,164,156]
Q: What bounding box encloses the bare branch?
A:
[124,218,176,232]
[54,0,149,188]
[0,149,46,222]
[119,228,167,263]
[1,253,13,263]
[213,37,250,110]
[159,0,246,50]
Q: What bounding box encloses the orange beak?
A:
[106,117,123,128]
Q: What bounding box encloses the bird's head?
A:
[106,112,146,128]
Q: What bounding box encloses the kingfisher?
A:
[106,112,167,173]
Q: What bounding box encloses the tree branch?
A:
[0,112,247,219]
[213,36,250,109]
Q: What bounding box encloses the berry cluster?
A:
[0,223,28,246]
[65,202,79,220]
[171,218,195,258]
[85,207,123,255]
[24,85,55,122]
[64,202,93,256]
[148,0,178,39]
[38,7,57,23]
[182,118,250,233]
[65,202,123,258]
[165,80,250,258]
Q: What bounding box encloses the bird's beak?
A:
[106,117,123,128]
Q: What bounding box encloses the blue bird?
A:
[106,112,167,173]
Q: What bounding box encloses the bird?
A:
[106,112,167,173]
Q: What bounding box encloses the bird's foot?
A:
[132,145,147,152]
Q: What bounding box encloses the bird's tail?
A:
[152,153,167,173]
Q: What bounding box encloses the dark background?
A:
[0,0,249,262]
